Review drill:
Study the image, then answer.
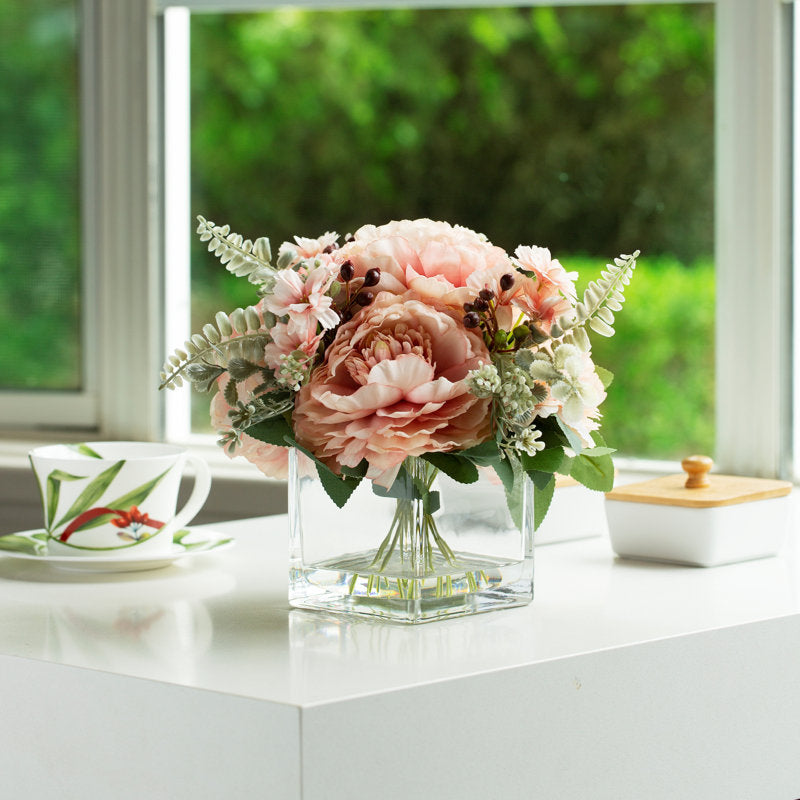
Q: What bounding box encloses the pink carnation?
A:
[262,262,340,331]
[263,317,323,373]
[279,231,339,262]
[513,245,578,300]
[292,291,492,487]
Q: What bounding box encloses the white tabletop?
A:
[3,513,800,799]
[0,513,798,709]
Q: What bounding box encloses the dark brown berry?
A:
[474,297,489,312]
[463,312,480,328]
[363,268,381,287]
[463,302,476,313]
[500,273,515,292]
[338,260,355,282]
[355,292,374,306]
[479,288,495,302]
[323,243,338,254]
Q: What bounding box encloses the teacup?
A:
[29,442,211,557]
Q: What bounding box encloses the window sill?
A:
[0,431,694,536]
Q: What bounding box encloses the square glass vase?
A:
[288,450,534,623]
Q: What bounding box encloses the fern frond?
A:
[563,250,639,341]
[159,304,269,390]
[196,215,274,283]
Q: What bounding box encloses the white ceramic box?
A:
[605,457,792,567]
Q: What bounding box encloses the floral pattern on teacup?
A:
[33,457,174,550]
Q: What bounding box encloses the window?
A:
[0,1,94,426]
[0,0,792,481]
[182,4,715,462]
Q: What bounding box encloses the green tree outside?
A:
[0,1,81,390]
[189,5,714,459]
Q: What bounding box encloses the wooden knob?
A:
[681,455,713,489]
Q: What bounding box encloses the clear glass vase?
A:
[288,450,534,623]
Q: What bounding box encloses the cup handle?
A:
[157,453,212,541]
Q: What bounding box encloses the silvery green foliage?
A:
[196,215,274,285]
[553,250,639,347]
[218,391,295,454]
[158,305,271,391]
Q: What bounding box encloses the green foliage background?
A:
[0,3,715,459]
[0,1,80,390]
[190,5,715,459]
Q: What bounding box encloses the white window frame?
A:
[1,0,792,482]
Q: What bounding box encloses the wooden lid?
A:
[555,474,578,489]
[606,455,792,508]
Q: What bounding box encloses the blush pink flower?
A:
[279,231,339,262]
[513,245,578,300]
[211,374,314,480]
[335,219,510,308]
[262,263,339,331]
[292,292,492,487]
[263,317,323,372]
[510,275,574,334]
[464,264,572,334]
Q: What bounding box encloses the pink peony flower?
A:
[262,262,340,330]
[211,374,314,480]
[335,219,510,307]
[292,291,492,487]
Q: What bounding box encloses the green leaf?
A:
[283,434,362,508]
[422,490,441,515]
[514,348,535,370]
[503,456,526,531]
[493,453,516,494]
[421,452,479,484]
[372,465,416,501]
[316,463,362,508]
[594,365,614,389]
[555,417,585,454]
[223,378,239,408]
[70,466,174,532]
[533,473,556,531]
[527,468,556,491]
[581,446,616,458]
[70,444,103,459]
[519,446,565,475]
[569,452,615,492]
[54,461,125,529]
[247,415,293,447]
[460,440,503,466]
[340,460,369,478]
[227,357,261,381]
[0,533,47,555]
[44,469,85,530]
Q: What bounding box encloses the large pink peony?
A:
[335,219,510,307]
[293,291,493,487]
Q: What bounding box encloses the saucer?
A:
[0,528,235,573]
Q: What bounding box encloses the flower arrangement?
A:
[160,217,637,537]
